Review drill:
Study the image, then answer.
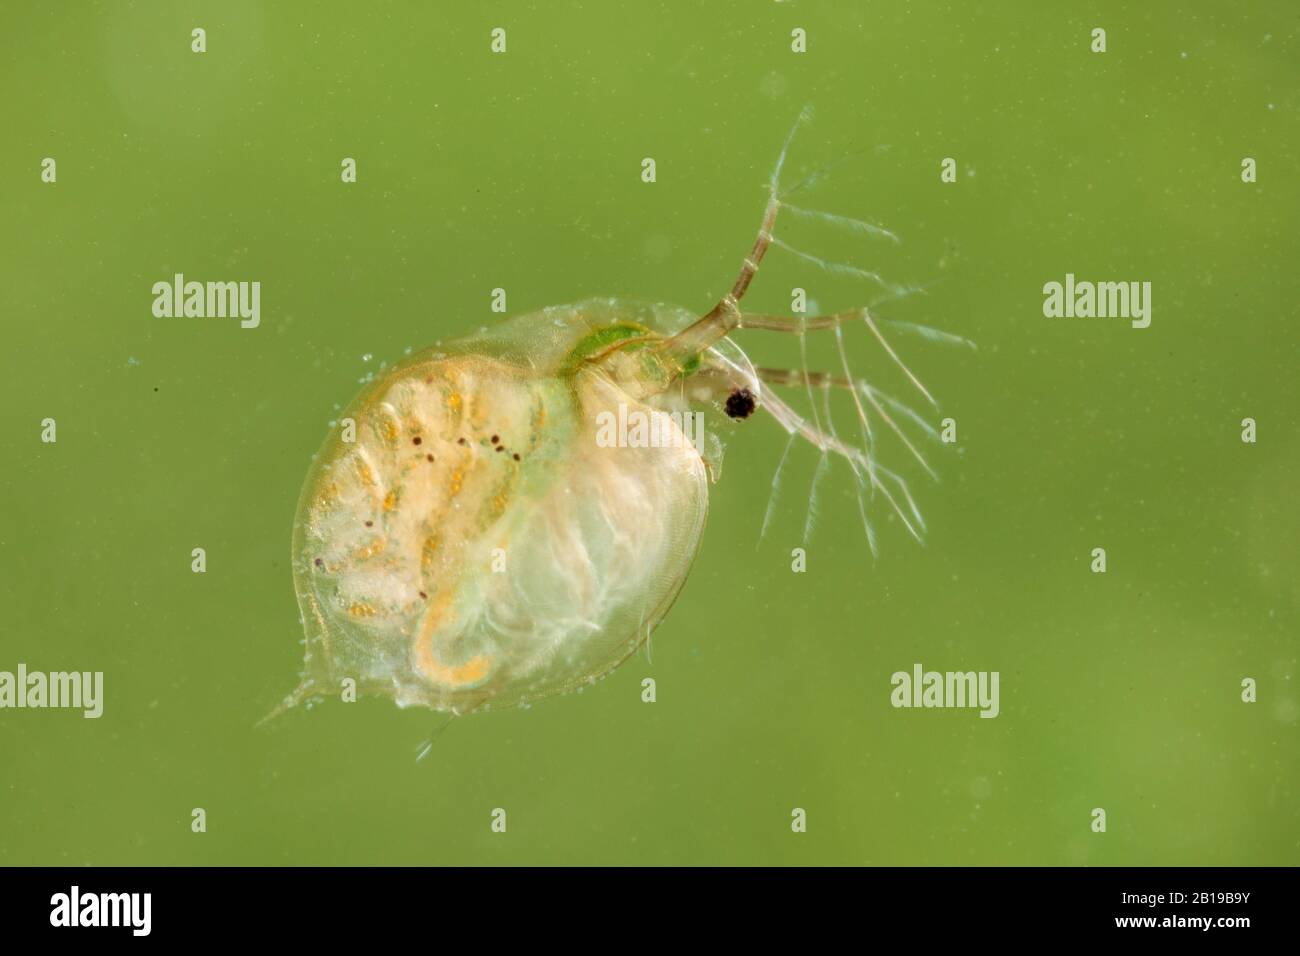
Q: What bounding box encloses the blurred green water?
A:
[1,0,1296,866]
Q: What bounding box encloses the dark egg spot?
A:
[725,387,757,420]
[457,437,467,446]
[496,446,505,453]
[314,557,324,569]
[426,454,434,462]
[490,434,499,444]
[365,520,374,527]
[412,436,422,446]
[419,591,428,599]
[512,453,521,461]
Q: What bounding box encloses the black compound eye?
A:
[725,387,757,420]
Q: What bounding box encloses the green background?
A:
[2,1,1296,866]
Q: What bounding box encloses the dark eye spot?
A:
[314,557,324,569]
[365,520,373,527]
[412,436,422,446]
[725,388,756,420]
[426,454,434,462]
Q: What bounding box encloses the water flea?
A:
[273,107,966,724]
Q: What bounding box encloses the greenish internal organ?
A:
[559,321,654,373]
[561,320,704,402]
